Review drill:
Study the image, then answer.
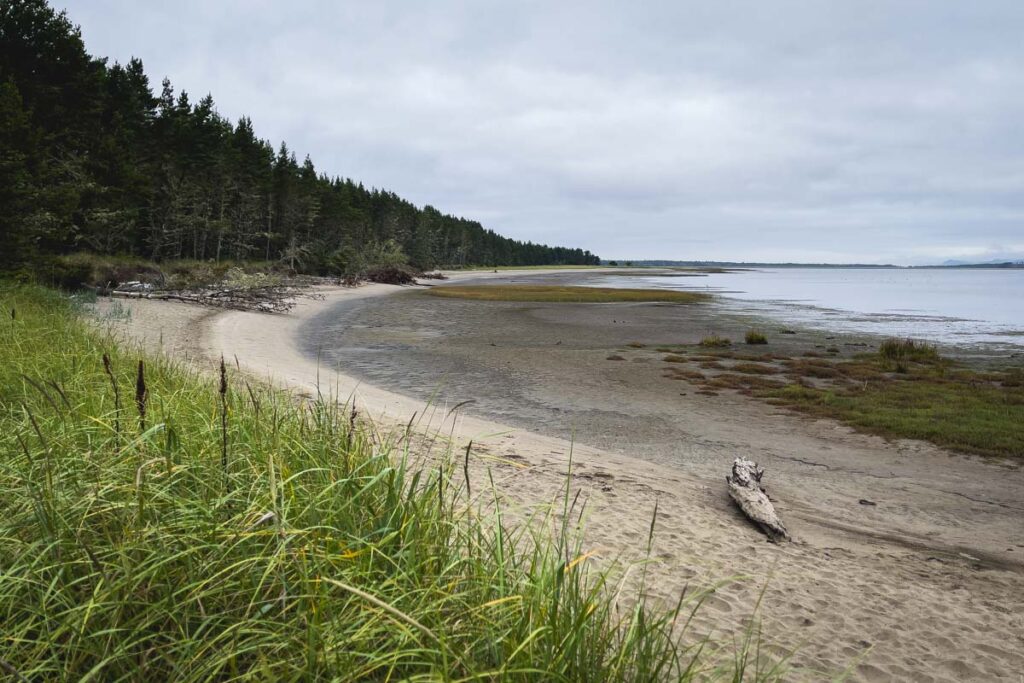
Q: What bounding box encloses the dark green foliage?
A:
[0,0,600,272]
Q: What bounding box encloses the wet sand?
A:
[305,272,1024,566]
[99,270,1024,682]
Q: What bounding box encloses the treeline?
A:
[0,0,599,273]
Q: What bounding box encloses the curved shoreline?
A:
[99,272,1024,682]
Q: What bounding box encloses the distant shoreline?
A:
[585,268,1024,354]
[605,260,1024,269]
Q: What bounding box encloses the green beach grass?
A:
[426,284,710,304]
[0,283,781,681]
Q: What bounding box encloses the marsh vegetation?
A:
[644,338,1024,458]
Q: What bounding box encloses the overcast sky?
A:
[65,1,1024,264]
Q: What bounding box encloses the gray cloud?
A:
[65,0,1024,263]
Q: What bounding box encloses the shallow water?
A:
[589,268,1024,349]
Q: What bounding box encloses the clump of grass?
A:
[426,284,710,304]
[664,367,706,381]
[663,354,689,363]
[691,353,732,361]
[744,330,768,345]
[700,374,787,394]
[732,362,781,376]
[606,354,626,361]
[627,341,647,348]
[700,335,732,348]
[878,338,940,363]
[1,283,781,680]
[733,353,778,362]
[783,360,842,379]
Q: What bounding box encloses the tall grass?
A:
[0,284,779,681]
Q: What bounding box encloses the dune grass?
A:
[0,283,783,681]
[425,285,710,304]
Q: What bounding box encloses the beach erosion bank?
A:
[97,269,1024,682]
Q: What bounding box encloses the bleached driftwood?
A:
[109,285,310,313]
[727,457,789,542]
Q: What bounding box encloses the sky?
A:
[64,1,1024,265]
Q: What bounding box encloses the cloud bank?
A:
[66,1,1024,264]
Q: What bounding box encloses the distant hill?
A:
[938,259,1024,268]
[604,260,899,268]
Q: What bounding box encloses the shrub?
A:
[43,254,164,291]
[42,256,93,290]
[700,335,732,348]
[364,263,420,285]
[744,330,768,345]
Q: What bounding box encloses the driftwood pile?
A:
[104,267,444,313]
[726,457,790,542]
[109,280,313,313]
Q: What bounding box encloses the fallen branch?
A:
[726,457,789,542]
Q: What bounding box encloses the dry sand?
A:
[96,271,1024,682]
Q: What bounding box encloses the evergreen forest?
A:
[0,0,600,276]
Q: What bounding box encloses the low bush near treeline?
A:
[0,283,782,681]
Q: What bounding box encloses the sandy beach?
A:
[98,270,1024,682]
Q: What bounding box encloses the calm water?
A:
[590,268,1024,350]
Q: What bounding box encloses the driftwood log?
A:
[109,285,312,313]
[727,458,789,542]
